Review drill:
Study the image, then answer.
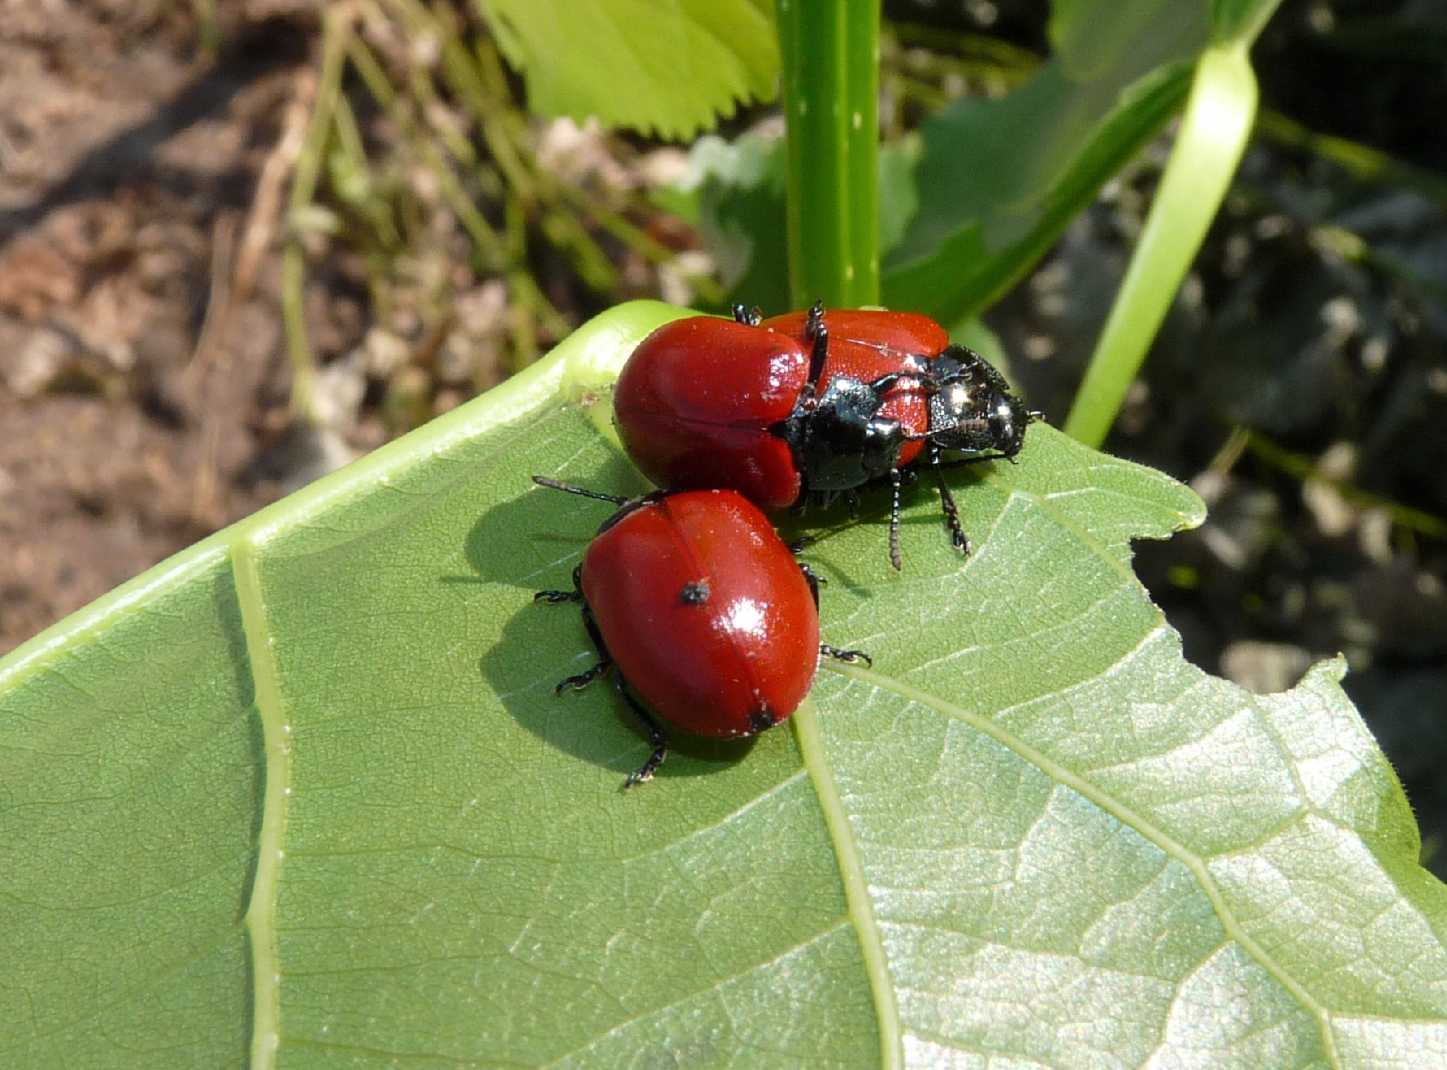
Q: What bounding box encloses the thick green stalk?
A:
[776,0,880,307]
[1063,43,1257,446]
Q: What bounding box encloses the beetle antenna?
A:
[531,476,632,506]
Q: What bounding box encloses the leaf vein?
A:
[838,661,1344,1068]
[234,537,293,1070]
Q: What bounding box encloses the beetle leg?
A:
[554,599,612,694]
[535,563,585,603]
[866,372,928,397]
[542,594,668,786]
[731,303,762,327]
[820,643,872,667]
[804,299,825,337]
[888,468,904,571]
[555,661,611,694]
[929,442,969,554]
[612,673,669,788]
[801,301,829,400]
[932,451,1006,472]
[796,561,825,609]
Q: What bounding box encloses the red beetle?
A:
[532,477,869,786]
[613,303,1036,569]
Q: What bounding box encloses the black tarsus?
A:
[535,556,671,787]
[555,660,610,694]
[928,442,968,554]
[554,602,612,694]
[536,564,585,604]
[797,561,823,609]
[820,644,872,667]
[615,674,668,787]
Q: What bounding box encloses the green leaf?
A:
[4,302,1446,1066]
[653,132,792,311]
[1211,0,1287,45]
[1064,42,1259,446]
[477,0,778,139]
[656,133,916,313]
[882,0,1209,323]
[1061,0,1285,446]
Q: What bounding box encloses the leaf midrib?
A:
[823,659,1343,1067]
[235,536,289,1070]
[799,475,1339,1066]
[792,701,904,1069]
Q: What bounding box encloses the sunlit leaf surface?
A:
[479,0,777,138]
[3,302,1444,1067]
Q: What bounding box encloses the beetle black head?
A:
[925,346,1035,458]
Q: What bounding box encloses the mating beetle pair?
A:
[534,305,1037,784]
[616,302,1037,569]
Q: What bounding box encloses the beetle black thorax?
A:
[774,375,906,495]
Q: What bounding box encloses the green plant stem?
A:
[1063,43,1258,447]
[345,33,395,108]
[889,21,1043,72]
[330,94,403,250]
[886,71,951,113]
[776,0,880,307]
[1255,108,1447,208]
[424,140,505,262]
[411,65,481,168]
[192,0,221,54]
[329,93,369,179]
[886,22,1040,93]
[549,180,726,307]
[284,9,353,424]
[1244,430,1447,539]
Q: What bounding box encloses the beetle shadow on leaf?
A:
[454,454,647,592]
[467,455,758,783]
[774,464,998,591]
[478,597,761,785]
